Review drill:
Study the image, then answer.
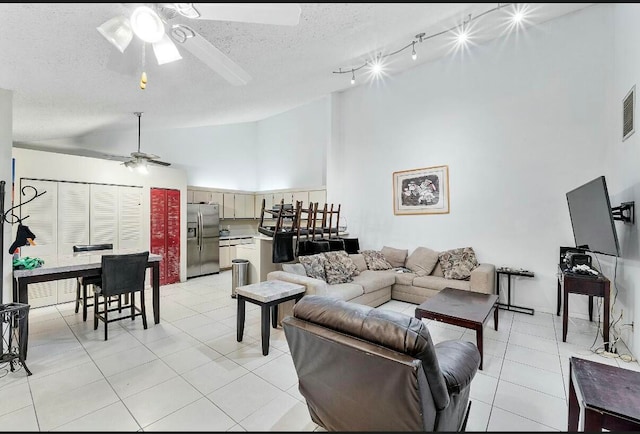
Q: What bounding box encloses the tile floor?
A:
[1,271,638,431]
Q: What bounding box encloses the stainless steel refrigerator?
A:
[187,203,220,278]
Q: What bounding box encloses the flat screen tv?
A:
[566,176,620,257]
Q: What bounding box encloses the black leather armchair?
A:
[282,295,480,432]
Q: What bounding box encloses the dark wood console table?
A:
[568,357,640,431]
[558,265,610,351]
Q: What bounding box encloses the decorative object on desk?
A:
[393,165,449,215]
[12,257,44,270]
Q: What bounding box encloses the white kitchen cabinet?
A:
[308,189,327,207]
[186,189,194,203]
[193,190,211,204]
[210,191,223,208]
[220,245,231,269]
[292,191,309,208]
[234,194,247,218]
[254,194,265,218]
[243,194,255,218]
[273,192,285,207]
[223,193,235,219]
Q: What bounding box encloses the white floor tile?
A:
[466,399,491,431]
[500,359,565,399]
[52,401,141,432]
[511,321,557,341]
[488,406,559,431]
[493,381,567,431]
[470,372,498,405]
[0,380,33,418]
[252,353,299,391]
[204,331,258,355]
[93,345,158,377]
[35,379,120,431]
[226,343,285,371]
[162,344,223,374]
[508,331,559,355]
[0,405,40,431]
[107,359,177,399]
[181,357,250,395]
[122,376,203,428]
[143,397,235,431]
[239,394,316,431]
[504,343,562,374]
[29,361,105,404]
[207,373,287,422]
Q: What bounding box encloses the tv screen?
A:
[566,176,620,257]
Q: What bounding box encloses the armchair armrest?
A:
[470,263,495,294]
[434,340,480,394]
[267,271,328,296]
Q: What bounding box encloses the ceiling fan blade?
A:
[131,151,161,160]
[147,159,171,167]
[176,28,251,86]
[152,34,182,65]
[189,3,301,26]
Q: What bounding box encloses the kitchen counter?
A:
[220,234,256,241]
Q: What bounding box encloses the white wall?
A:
[329,5,613,319]
[256,96,330,191]
[11,148,189,282]
[63,122,258,191]
[0,88,12,303]
[601,3,640,356]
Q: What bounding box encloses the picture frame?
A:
[393,165,449,215]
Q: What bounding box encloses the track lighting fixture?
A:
[333,3,525,84]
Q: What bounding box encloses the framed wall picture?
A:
[393,165,449,215]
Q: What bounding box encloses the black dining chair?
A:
[73,243,114,321]
[93,251,149,341]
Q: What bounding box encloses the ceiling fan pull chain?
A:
[140,44,147,90]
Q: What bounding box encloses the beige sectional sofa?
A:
[267,248,495,321]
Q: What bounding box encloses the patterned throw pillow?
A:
[324,250,359,284]
[298,253,328,281]
[438,247,479,280]
[360,250,393,271]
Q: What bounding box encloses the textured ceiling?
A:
[1,3,592,152]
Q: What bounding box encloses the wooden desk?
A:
[568,357,640,431]
[13,249,161,358]
[558,266,610,351]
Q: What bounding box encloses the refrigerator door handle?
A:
[198,211,204,251]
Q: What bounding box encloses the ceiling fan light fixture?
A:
[153,34,182,65]
[130,6,165,43]
[174,3,201,19]
[97,15,133,53]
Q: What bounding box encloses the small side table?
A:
[236,280,305,356]
[495,267,535,315]
[568,356,640,431]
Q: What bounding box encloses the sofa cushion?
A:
[298,253,328,281]
[381,246,408,268]
[361,250,393,271]
[431,261,444,277]
[282,263,306,277]
[405,247,440,277]
[395,272,417,286]
[350,253,368,272]
[324,251,358,285]
[412,275,471,292]
[352,270,396,294]
[438,247,479,280]
[324,283,364,301]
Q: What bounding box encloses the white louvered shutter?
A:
[90,184,118,248]
[119,186,143,250]
[16,179,58,307]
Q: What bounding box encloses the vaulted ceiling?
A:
[1,3,592,156]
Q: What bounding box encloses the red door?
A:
[150,188,181,285]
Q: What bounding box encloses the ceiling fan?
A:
[122,112,170,172]
[97,3,302,86]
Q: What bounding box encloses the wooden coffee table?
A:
[415,287,499,370]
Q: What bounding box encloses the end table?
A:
[495,267,535,315]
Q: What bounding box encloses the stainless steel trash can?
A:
[231,259,249,298]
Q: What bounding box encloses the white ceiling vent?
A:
[623,85,635,141]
